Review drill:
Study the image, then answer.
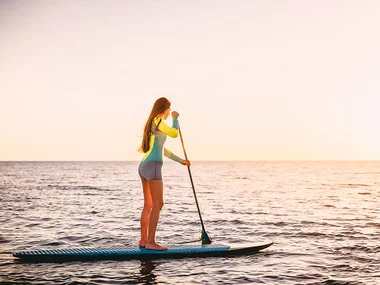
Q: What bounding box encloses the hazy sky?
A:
[1,0,380,161]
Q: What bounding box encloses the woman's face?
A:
[163,106,171,119]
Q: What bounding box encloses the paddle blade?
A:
[201,231,212,244]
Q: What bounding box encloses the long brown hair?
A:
[138,97,171,153]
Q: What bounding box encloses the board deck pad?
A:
[13,240,273,262]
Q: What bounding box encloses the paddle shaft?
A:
[178,125,211,243]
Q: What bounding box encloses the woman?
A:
[138,97,190,250]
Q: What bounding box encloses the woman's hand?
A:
[182,160,191,167]
[171,111,179,118]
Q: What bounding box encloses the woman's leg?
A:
[139,179,152,247]
[145,179,168,250]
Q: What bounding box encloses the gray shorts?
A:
[138,161,163,181]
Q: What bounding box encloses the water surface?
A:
[1,161,379,284]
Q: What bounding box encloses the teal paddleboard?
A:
[13,240,273,262]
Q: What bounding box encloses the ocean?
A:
[0,161,379,284]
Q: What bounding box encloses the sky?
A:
[1,0,380,161]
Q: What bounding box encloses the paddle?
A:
[178,125,212,244]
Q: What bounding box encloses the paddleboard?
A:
[13,240,273,262]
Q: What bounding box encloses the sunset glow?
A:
[1,1,379,161]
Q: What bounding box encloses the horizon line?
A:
[1,160,380,162]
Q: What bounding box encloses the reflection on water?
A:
[137,260,157,285]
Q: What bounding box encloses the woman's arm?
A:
[164,148,184,163]
[156,117,179,138]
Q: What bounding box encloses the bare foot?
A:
[145,242,168,251]
[139,240,147,248]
